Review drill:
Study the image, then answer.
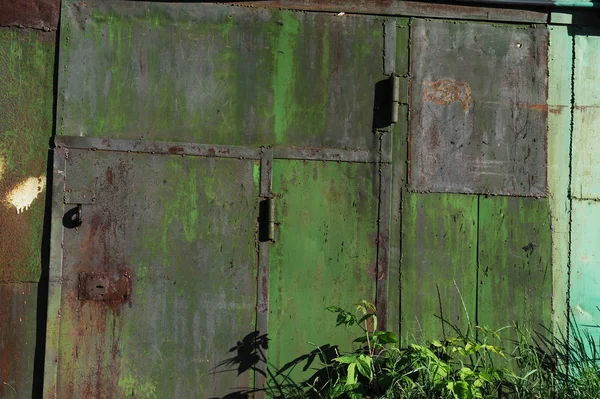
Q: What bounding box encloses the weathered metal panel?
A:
[229,1,548,23]
[409,19,548,197]
[572,33,600,200]
[570,200,600,335]
[478,197,552,337]
[547,25,572,337]
[269,160,378,375]
[0,0,59,30]
[387,21,410,336]
[401,192,478,342]
[0,28,54,282]
[48,149,259,398]
[0,283,38,398]
[59,0,383,150]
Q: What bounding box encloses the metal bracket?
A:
[64,189,95,205]
[78,272,132,302]
[391,75,410,124]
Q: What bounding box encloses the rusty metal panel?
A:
[572,33,600,200]
[478,197,552,340]
[59,0,383,150]
[409,19,548,197]
[401,192,478,342]
[0,0,59,30]
[0,283,38,398]
[47,149,260,397]
[0,28,54,282]
[269,160,379,377]
[229,1,548,23]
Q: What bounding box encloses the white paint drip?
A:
[5,176,46,214]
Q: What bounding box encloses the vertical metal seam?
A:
[255,146,273,395]
[475,194,481,340]
[43,148,67,398]
[565,29,576,373]
[376,135,392,331]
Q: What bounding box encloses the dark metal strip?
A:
[273,146,380,163]
[227,1,548,23]
[376,138,393,331]
[260,147,273,197]
[54,136,262,160]
[255,147,273,395]
[55,136,382,164]
[43,148,67,398]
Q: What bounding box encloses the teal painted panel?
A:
[571,200,600,334]
[270,160,378,377]
[401,192,478,343]
[59,0,383,150]
[548,25,572,336]
[478,197,552,339]
[53,150,259,397]
[572,34,600,200]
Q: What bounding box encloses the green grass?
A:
[218,303,600,399]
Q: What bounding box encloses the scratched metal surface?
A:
[58,0,383,151]
[50,149,259,398]
[409,19,549,197]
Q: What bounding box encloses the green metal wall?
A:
[0,28,55,398]
[3,0,600,397]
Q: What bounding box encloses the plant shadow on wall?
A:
[213,301,600,399]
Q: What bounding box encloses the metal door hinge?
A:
[259,197,276,242]
[391,75,410,124]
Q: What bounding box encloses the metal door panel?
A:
[58,0,383,150]
[410,19,548,196]
[268,160,379,377]
[48,148,259,398]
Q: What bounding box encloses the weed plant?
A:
[219,302,600,399]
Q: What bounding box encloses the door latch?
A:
[259,197,276,242]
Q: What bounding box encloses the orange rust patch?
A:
[423,79,472,112]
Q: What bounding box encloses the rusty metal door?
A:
[45,0,404,397]
[45,139,261,397]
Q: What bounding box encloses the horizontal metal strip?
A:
[406,188,549,198]
[54,136,262,160]
[226,1,548,23]
[273,147,383,163]
[55,136,386,163]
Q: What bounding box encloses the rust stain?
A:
[0,0,59,30]
[105,167,114,185]
[61,157,136,396]
[167,145,184,154]
[423,79,472,112]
